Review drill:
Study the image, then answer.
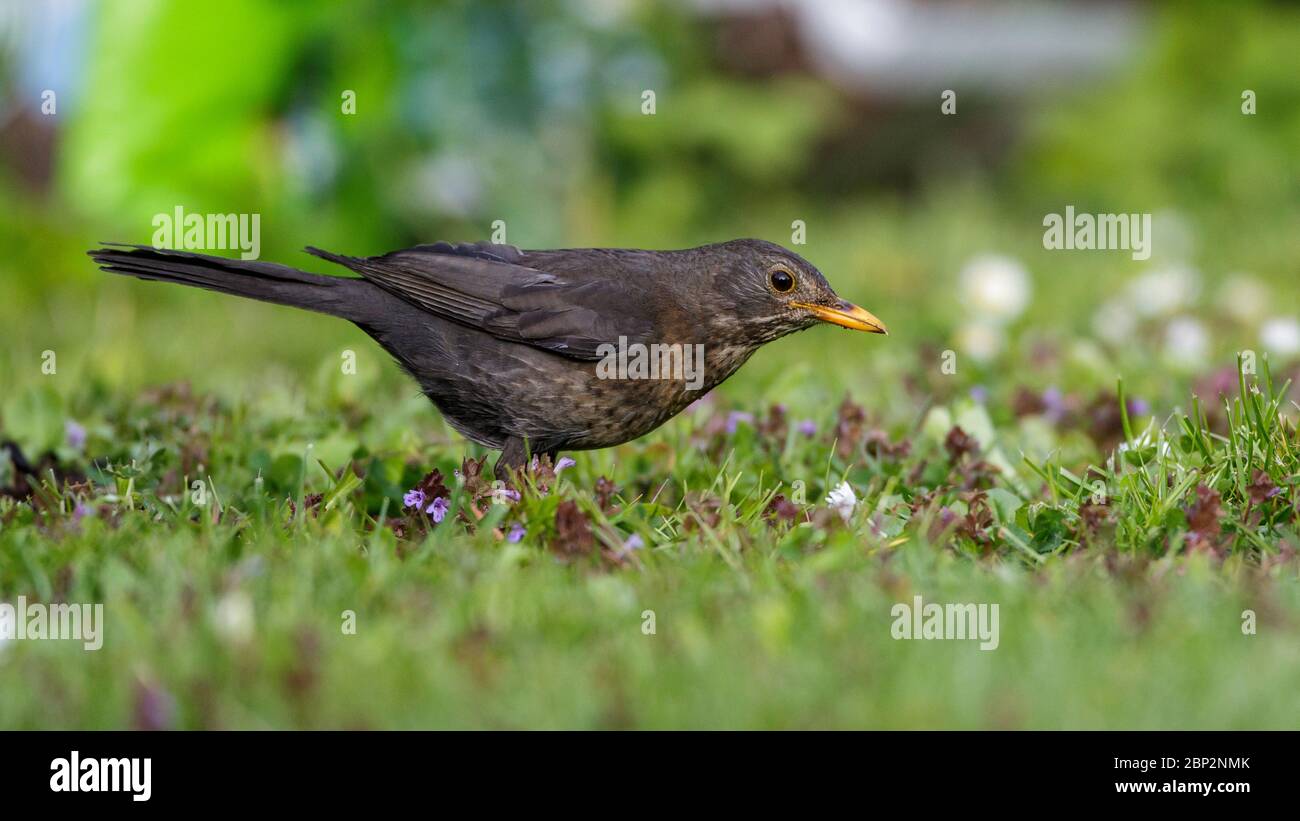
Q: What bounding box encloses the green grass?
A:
[2,348,1298,728]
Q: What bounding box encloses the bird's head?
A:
[702,239,887,346]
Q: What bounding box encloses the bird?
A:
[88,239,887,479]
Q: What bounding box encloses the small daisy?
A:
[1163,316,1209,369]
[1260,317,1300,357]
[959,255,1030,321]
[826,481,858,523]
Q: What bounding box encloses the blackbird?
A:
[89,239,886,478]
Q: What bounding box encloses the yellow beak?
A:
[792,300,888,334]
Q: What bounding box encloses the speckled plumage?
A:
[89,238,883,478]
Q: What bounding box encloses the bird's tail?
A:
[87,243,368,322]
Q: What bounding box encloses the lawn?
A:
[2,322,1298,727]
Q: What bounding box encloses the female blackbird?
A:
[89,239,886,478]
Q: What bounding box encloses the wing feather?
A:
[305,243,655,360]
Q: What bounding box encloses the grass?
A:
[2,341,1298,728]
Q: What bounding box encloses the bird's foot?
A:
[494,437,530,482]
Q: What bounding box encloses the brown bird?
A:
[89,239,886,478]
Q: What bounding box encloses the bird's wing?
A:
[305,243,656,360]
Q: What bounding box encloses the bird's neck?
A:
[700,342,759,390]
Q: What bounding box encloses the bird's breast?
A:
[563,340,756,449]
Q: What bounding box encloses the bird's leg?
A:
[494,436,530,482]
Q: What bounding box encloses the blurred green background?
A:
[2,0,1298,433]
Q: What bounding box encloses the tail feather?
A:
[88,243,370,322]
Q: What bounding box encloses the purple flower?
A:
[507,523,526,543]
[623,533,645,551]
[969,385,989,404]
[65,420,86,450]
[725,411,754,434]
[1042,386,1067,422]
[797,419,817,437]
[425,496,449,523]
[493,486,521,504]
[403,488,426,509]
[133,680,178,731]
[72,502,94,523]
[555,456,576,474]
[1127,397,1151,417]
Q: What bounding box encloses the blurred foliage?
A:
[1017,3,1300,272]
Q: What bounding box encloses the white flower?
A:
[212,591,255,644]
[1217,275,1270,323]
[1092,299,1137,346]
[1127,266,1199,317]
[1260,317,1300,357]
[956,322,1005,363]
[1117,431,1172,458]
[959,255,1030,321]
[825,481,858,523]
[1163,316,1209,369]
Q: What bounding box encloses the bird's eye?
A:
[769,268,795,293]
